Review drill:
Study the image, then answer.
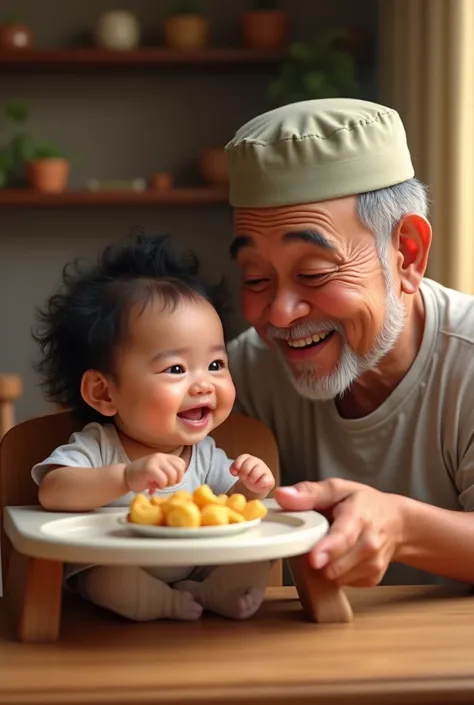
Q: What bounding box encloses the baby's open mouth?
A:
[178,406,211,422]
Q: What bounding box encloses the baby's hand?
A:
[230,454,275,495]
[124,453,186,494]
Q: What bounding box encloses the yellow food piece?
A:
[161,499,188,519]
[243,499,268,521]
[200,505,230,526]
[129,495,163,526]
[193,484,221,508]
[166,502,201,528]
[226,493,247,514]
[128,485,268,528]
[226,507,245,524]
[150,495,167,506]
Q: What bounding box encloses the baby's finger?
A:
[246,466,264,485]
[229,455,247,475]
[168,455,186,472]
[149,468,170,489]
[257,473,273,488]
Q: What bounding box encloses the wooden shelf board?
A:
[0,47,284,68]
[0,188,229,207]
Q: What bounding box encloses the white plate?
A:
[119,515,261,539]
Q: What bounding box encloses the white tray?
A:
[3,499,329,566]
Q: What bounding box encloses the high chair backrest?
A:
[0,411,280,584]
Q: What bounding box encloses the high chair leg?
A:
[287,554,353,623]
[5,549,63,642]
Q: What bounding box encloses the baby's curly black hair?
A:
[33,231,233,424]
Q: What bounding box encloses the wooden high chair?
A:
[0,374,22,441]
[0,409,352,642]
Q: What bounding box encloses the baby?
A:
[31,232,275,622]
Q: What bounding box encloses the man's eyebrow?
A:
[230,235,253,259]
[283,230,335,249]
[230,230,337,259]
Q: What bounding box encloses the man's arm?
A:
[396,497,474,583]
[274,480,474,587]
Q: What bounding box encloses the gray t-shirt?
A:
[32,422,236,502]
[32,423,236,582]
[228,278,474,586]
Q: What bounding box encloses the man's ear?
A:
[394,214,432,295]
[81,369,117,417]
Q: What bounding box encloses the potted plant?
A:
[148,172,174,192]
[198,147,228,187]
[163,1,209,51]
[0,14,33,49]
[0,101,70,192]
[27,144,70,193]
[268,31,359,105]
[240,0,289,51]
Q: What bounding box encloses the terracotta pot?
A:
[27,159,70,193]
[149,172,174,192]
[0,23,33,49]
[95,11,140,50]
[199,147,228,186]
[240,10,289,50]
[163,15,210,50]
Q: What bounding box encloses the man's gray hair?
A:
[357,178,429,262]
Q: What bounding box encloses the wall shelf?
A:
[0,48,284,70]
[0,187,229,207]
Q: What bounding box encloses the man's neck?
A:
[335,290,426,419]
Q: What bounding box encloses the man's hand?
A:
[230,454,275,496]
[275,479,406,587]
[124,453,186,494]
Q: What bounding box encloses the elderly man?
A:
[225,98,474,589]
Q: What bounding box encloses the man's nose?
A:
[267,288,311,328]
[189,379,214,396]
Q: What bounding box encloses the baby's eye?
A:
[165,364,185,374]
[209,359,225,371]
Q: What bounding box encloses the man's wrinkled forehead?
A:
[230,204,350,261]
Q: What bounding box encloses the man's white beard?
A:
[269,271,406,401]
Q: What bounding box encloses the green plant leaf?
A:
[6,101,29,123]
[2,14,23,24]
[267,30,360,105]
[0,147,12,171]
[168,0,200,15]
[31,141,65,159]
[10,133,36,163]
[288,42,312,63]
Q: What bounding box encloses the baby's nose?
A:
[189,380,214,396]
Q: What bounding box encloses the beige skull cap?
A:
[225,98,414,208]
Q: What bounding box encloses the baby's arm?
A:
[39,450,186,511]
[33,425,186,512]
[38,463,128,512]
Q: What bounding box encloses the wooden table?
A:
[1,585,473,705]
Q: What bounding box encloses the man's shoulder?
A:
[228,327,281,379]
[423,278,474,346]
[228,326,268,356]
